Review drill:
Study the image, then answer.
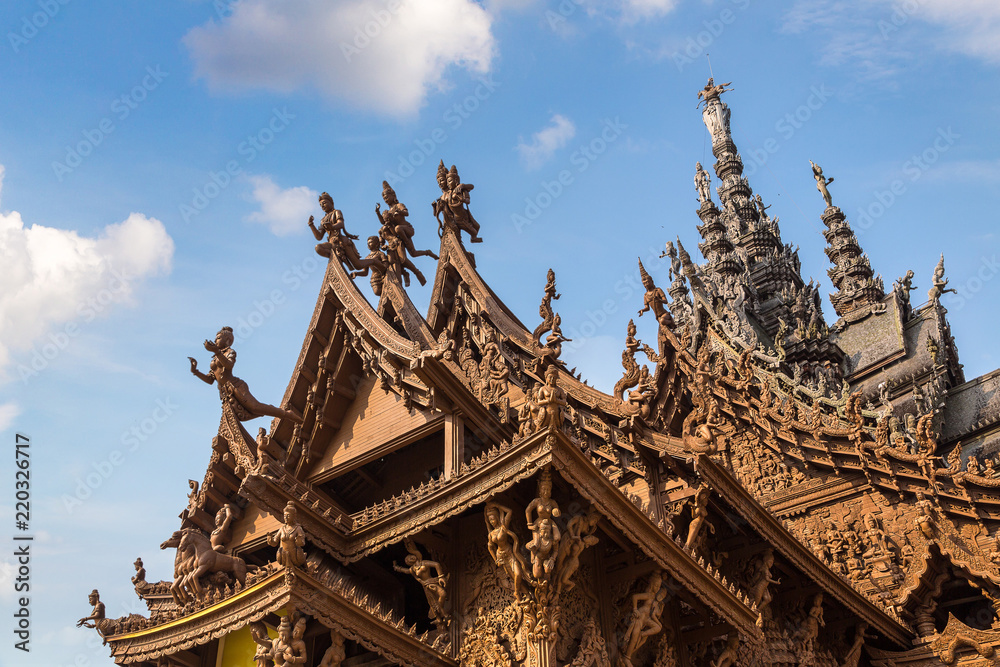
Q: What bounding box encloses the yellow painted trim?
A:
[111,570,286,641]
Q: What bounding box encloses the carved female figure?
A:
[211,503,234,553]
[189,326,302,423]
[685,485,714,551]
[271,616,308,667]
[534,365,568,432]
[525,470,562,581]
[434,161,482,243]
[308,192,363,270]
[393,539,450,626]
[249,621,273,667]
[484,501,528,600]
[555,510,600,594]
[810,160,834,208]
[622,571,668,663]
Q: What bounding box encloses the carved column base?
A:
[525,635,556,667]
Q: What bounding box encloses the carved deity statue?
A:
[434,161,482,243]
[211,503,235,553]
[810,160,835,208]
[268,501,307,568]
[696,78,733,108]
[349,236,389,296]
[915,491,937,539]
[796,593,825,648]
[749,549,780,622]
[189,326,302,423]
[685,485,714,551]
[271,615,308,667]
[622,571,668,665]
[534,365,568,432]
[484,501,529,600]
[711,634,740,667]
[308,192,363,269]
[525,468,562,582]
[927,254,957,303]
[638,258,674,330]
[77,589,115,643]
[533,268,561,343]
[376,182,434,287]
[694,162,712,205]
[393,539,450,627]
[614,319,642,402]
[131,557,146,588]
[894,269,915,307]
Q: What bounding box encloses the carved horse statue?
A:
[160,529,248,605]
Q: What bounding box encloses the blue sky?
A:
[1,0,999,664]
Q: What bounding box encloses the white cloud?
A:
[183,0,496,117]
[906,0,1000,64]
[245,175,319,236]
[516,114,576,170]
[621,0,679,21]
[0,402,21,432]
[0,165,174,381]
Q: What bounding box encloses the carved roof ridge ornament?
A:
[532,267,560,343]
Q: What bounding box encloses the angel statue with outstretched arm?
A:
[189,326,302,423]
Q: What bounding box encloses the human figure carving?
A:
[533,268,560,343]
[393,539,450,627]
[894,269,915,308]
[637,258,673,330]
[915,491,937,539]
[249,621,273,667]
[308,192,363,269]
[555,510,600,595]
[268,501,307,568]
[810,160,835,208]
[378,180,438,260]
[189,326,302,423]
[271,615,307,667]
[695,162,712,205]
[349,236,389,296]
[484,501,529,600]
[614,319,642,401]
[318,631,346,667]
[711,634,740,667]
[434,161,482,243]
[749,549,780,623]
[627,366,656,422]
[211,503,234,553]
[525,468,562,582]
[534,365,568,432]
[795,593,825,649]
[927,254,957,302]
[621,571,668,665]
[478,330,509,403]
[131,557,146,588]
[696,78,733,107]
[77,589,115,644]
[685,485,714,551]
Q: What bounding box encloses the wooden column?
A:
[444,412,465,480]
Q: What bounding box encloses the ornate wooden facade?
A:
[81,80,1000,667]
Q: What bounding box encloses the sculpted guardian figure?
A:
[309,192,363,270]
[810,160,835,208]
[927,254,957,302]
[376,181,435,286]
[268,501,307,568]
[189,326,302,423]
[694,162,712,205]
[434,161,482,243]
[534,365,568,432]
[621,571,668,665]
[77,589,115,644]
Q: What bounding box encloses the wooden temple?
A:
[79,79,1000,667]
